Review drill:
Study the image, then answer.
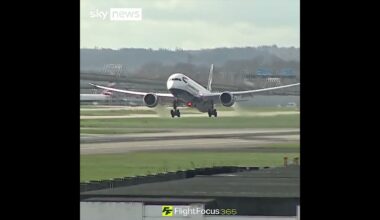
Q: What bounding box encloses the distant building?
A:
[256,68,273,77]
[278,68,296,78]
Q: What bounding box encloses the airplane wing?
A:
[89,83,174,98]
[202,83,300,103]
[231,83,300,95]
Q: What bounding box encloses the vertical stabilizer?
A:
[207,64,214,91]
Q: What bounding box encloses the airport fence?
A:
[80,166,261,192]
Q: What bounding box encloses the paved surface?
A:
[80,129,299,155]
[80,111,299,119]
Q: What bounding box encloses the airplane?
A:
[80,93,110,101]
[80,83,114,103]
[89,65,300,117]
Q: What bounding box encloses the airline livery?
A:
[90,65,300,117]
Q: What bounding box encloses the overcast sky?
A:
[80,0,299,50]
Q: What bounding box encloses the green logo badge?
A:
[162,206,173,216]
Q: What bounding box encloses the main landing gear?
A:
[208,109,217,117]
[170,101,180,118]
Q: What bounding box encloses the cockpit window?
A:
[171,78,182,81]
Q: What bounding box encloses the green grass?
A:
[80,115,299,129]
[260,142,300,148]
[80,143,300,182]
[80,128,169,134]
[80,106,298,115]
[80,109,156,116]
[217,106,298,112]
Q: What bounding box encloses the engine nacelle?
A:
[143,93,158,108]
[220,92,235,107]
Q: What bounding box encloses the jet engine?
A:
[220,92,235,107]
[143,93,158,107]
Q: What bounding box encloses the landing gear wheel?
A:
[208,109,217,117]
[171,109,180,117]
[171,100,180,118]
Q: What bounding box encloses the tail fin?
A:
[207,64,214,91]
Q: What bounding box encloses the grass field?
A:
[80,143,300,182]
[80,109,157,116]
[80,106,300,181]
[80,128,170,134]
[80,115,299,130]
[80,106,298,116]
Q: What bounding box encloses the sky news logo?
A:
[89,8,142,21]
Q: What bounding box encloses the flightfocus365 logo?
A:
[90,8,142,21]
[161,205,236,217]
[162,206,173,216]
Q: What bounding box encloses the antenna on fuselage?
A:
[207,64,214,91]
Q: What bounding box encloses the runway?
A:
[80,128,299,155]
[80,111,299,119]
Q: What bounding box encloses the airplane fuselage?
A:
[167,73,214,112]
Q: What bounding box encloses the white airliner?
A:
[90,65,300,117]
[80,83,114,103]
[80,93,110,102]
